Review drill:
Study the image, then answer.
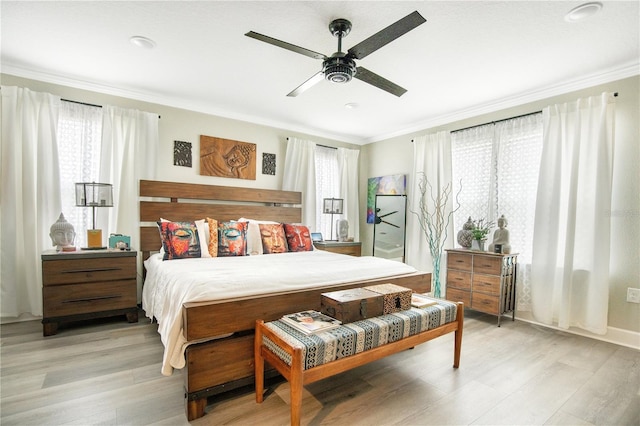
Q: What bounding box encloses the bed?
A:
[139,180,431,420]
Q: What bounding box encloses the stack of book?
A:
[410,293,439,308]
[281,310,342,334]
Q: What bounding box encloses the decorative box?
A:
[320,288,384,323]
[108,234,131,250]
[363,283,412,314]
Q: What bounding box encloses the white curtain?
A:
[100,106,159,293]
[1,86,62,317]
[531,93,616,334]
[282,137,317,228]
[337,147,360,240]
[315,145,339,237]
[406,131,454,278]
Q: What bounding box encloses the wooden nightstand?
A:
[41,249,138,336]
[313,241,361,256]
[445,249,518,326]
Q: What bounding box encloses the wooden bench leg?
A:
[290,349,304,426]
[185,395,206,421]
[453,302,464,368]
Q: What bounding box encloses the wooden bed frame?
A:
[139,180,431,421]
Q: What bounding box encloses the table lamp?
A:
[75,182,113,249]
[322,198,343,241]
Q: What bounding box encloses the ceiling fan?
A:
[245,11,426,97]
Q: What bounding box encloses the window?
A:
[56,101,103,248]
[451,113,543,310]
[314,145,339,239]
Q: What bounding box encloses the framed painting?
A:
[367,174,406,223]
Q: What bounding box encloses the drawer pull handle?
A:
[63,295,121,303]
[61,267,121,274]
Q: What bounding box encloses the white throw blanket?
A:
[142,250,418,375]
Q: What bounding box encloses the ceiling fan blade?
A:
[287,70,325,97]
[245,31,327,60]
[347,11,426,60]
[354,67,407,97]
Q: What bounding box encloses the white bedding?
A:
[142,250,418,375]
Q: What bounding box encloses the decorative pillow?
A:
[238,217,279,255]
[283,224,313,252]
[259,223,289,254]
[218,221,248,257]
[206,217,218,257]
[157,221,201,260]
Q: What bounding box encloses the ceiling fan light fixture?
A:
[324,56,357,84]
[564,2,603,22]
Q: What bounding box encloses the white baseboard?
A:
[515,311,640,350]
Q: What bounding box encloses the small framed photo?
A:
[311,232,323,242]
[494,244,503,254]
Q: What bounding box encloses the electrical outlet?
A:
[627,288,640,303]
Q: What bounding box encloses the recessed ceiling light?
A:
[129,35,156,49]
[344,103,359,109]
[564,2,603,22]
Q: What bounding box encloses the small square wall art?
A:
[174,140,192,167]
[367,174,406,223]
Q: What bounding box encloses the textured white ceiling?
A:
[2,1,638,144]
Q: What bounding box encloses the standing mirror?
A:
[373,195,407,262]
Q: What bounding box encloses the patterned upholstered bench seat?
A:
[255,300,464,426]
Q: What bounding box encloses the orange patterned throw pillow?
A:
[157,221,201,260]
[206,217,218,257]
[283,224,313,252]
[259,223,289,254]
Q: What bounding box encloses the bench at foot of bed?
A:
[255,300,464,426]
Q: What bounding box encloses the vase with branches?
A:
[470,218,494,251]
[411,173,461,298]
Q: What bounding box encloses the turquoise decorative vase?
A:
[432,253,442,298]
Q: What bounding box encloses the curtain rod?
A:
[61,98,161,119]
[285,137,337,150]
[412,92,619,141]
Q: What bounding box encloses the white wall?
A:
[360,75,640,336]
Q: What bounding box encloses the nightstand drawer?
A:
[43,257,136,285]
[473,274,501,296]
[473,255,502,275]
[446,287,471,306]
[43,280,137,317]
[447,252,472,272]
[471,292,500,315]
[446,270,471,290]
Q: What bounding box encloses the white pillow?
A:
[238,217,279,255]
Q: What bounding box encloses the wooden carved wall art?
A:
[200,135,256,180]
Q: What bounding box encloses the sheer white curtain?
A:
[57,101,103,248]
[337,147,360,240]
[406,131,454,279]
[282,137,317,228]
[100,106,159,258]
[1,86,61,317]
[315,146,339,237]
[452,115,543,310]
[531,93,615,334]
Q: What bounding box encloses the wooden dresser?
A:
[313,241,362,256]
[41,249,138,336]
[445,249,517,326]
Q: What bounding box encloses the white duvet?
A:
[142,250,418,375]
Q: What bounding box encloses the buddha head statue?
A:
[50,213,76,250]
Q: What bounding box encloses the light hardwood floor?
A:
[1,309,638,425]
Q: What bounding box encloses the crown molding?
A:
[364,60,640,144]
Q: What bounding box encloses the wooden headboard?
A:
[139,180,302,260]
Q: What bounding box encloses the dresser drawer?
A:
[447,252,472,272]
[43,280,136,317]
[43,257,136,285]
[446,287,471,306]
[471,292,500,315]
[473,274,501,296]
[473,255,502,275]
[446,270,471,290]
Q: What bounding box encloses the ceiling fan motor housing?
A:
[324,54,357,83]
